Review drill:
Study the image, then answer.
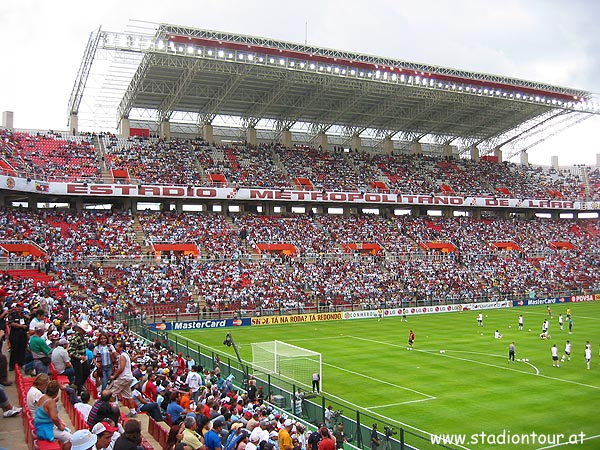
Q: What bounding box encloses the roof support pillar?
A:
[203,123,214,144]
[281,129,292,148]
[2,111,14,129]
[68,114,78,136]
[119,117,130,138]
[317,132,328,150]
[410,142,422,156]
[383,137,393,154]
[494,146,503,163]
[520,151,529,165]
[351,135,362,152]
[551,156,559,170]
[469,145,480,162]
[246,127,257,146]
[160,120,171,140]
[443,144,453,159]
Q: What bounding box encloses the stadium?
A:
[1,19,599,450]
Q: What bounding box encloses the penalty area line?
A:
[365,397,437,410]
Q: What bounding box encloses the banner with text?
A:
[149,317,251,331]
[251,312,343,326]
[2,174,599,211]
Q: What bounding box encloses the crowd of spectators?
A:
[2,130,598,201]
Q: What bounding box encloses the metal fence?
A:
[126,316,457,450]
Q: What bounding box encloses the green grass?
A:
[175,303,600,450]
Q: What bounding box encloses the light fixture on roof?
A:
[258,56,263,62]
[238,53,244,59]
[375,70,381,78]
[310,63,315,70]
[217,50,225,58]
[269,57,275,64]
[207,49,213,56]
[157,40,165,50]
[299,62,305,68]
[290,61,295,67]
[187,46,194,54]
[350,69,356,75]
[279,58,285,65]
[326,66,332,72]
[248,54,253,61]
[400,74,405,82]
[228,52,234,58]
[334,67,340,73]
[341,69,346,75]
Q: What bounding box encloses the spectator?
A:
[164,423,186,450]
[93,333,116,392]
[113,418,142,450]
[52,338,75,384]
[110,340,136,417]
[27,373,50,414]
[74,390,93,422]
[34,380,72,450]
[87,389,120,429]
[205,419,225,450]
[182,415,203,450]
[70,321,91,390]
[70,429,97,450]
[0,381,21,417]
[91,421,119,450]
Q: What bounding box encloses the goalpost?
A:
[251,340,322,391]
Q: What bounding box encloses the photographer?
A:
[332,423,347,450]
[370,424,380,450]
[324,406,334,428]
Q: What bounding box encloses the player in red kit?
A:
[408,330,415,350]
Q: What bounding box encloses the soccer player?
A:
[494,330,502,339]
[518,315,524,331]
[568,318,573,334]
[508,342,515,363]
[551,344,560,367]
[377,309,383,322]
[561,340,571,362]
[566,307,571,319]
[408,330,415,350]
[585,345,592,369]
[558,314,564,331]
[547,306,553,318]
[477,313,483,327]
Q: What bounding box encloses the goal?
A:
[251,340,322,391]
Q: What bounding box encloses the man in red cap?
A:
[91,421,118,450]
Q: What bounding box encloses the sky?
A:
[1,0,599,166]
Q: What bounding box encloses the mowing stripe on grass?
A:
[323,360,435,399]
[417,349,600,390]
[524,311,600,321]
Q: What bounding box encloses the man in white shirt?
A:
[51,338,74,384]
[185,365,202,403]
[74,390,93,421]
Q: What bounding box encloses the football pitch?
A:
[175,302,600,450]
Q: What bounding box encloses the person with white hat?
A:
[91,421,118,450]
[70,429,97,450]
[70,321,91,390]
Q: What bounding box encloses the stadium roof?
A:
[70,22,599,156]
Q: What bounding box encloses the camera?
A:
[384,426,397,437]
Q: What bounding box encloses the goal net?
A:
[251,340,322,391]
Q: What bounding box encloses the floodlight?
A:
[207,49,213,56]
[279,58,285,65]
[217,50,224,57]
[392,74,397,81]
[400,74,405,82]
[319,66,324,71]
[341,69,346,75]
[535,96,540,102]
[483,88,489,94]
[238,53,244,59]
[350,69,356,75]
[178,45,184,52]
[334,67,340,73]
[326,66,332,72]
[258,56,263,62]
[157,40,165,50]
[516,93,521,99]
[187,46,194,54]
[248,54,254,61]
[290,61,295,67]
[169,41,175,50]
[228,52,234,58]
[299,62,305,68]
[360,72,365,77]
